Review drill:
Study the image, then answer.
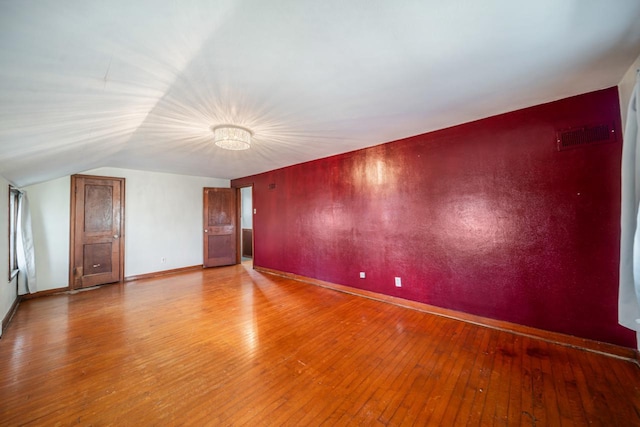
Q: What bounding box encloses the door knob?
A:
[114,235,119,239]
[204,230,208,233]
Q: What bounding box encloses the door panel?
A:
[70,175,124,289]
[83,243,113,275]
[84,185,113,231]
[203,188,237,267]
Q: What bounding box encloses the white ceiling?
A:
[1,0,640,187]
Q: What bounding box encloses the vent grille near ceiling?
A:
[556,124,616,151]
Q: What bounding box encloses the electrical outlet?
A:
[161,257,166,263]
[395,277,402,287]
[359,272,366,279]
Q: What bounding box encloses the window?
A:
[8,186,19,281]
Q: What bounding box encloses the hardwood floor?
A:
[1,263,639,426]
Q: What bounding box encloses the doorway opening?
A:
[240,186,253,267]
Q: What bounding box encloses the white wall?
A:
[619,53,640,131]
[26,168,229,291]
[26,176,71,291]
[241,186,253,229]
[0,176,19,336]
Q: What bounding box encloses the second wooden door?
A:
[203,188,237,267]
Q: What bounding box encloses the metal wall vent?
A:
[556,124,616,151]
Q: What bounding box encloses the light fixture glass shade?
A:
[211,125,252,150]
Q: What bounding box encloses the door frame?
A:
[69,174,126,290]
[235,187,241,265]
[202,184,254,267]
[237,185,254,263]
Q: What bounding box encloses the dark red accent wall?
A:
[233,87,635,348]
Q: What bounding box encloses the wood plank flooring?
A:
[1,263,639,426]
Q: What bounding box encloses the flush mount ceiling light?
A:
[211,125,252,150]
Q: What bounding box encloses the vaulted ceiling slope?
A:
[2,1,640,187]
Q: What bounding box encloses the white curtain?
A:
[620,70,640,349]
[16,190,37,294]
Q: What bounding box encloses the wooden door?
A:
[70,175,125,289]
[203,188,237,267]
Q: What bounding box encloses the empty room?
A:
[1,1,640,425]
